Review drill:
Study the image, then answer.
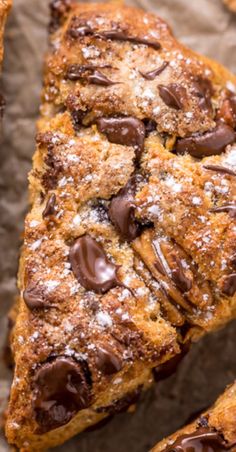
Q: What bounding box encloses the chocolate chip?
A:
[0,94,5,118]
[176,123,235,158]
[153,344,189,381]
[139,61,169,80]
[162,427,228,452]
[42,193,56,218]
[99,29,161,50]
[67,21,161,50]
[49,0,72,33]
[69,235,121,294]
[222,273,236,296]
[97,117,145,160]
[171,256,192,293]
[210,203,236,218]
[23,284,47,310]
[158,83,187,110]
[203,164,236,177]
[33,357,91,433]
[96,345,122,375]
[109,178,140,242]
[66,64,118,86]
[96,386,142,415]
[191,76,213,112]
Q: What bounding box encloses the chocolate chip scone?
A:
[0,0,11,118]
[152,381,236,452]
[5,1,236,450]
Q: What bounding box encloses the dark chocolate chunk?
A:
[49,0,72,33]
[97,117,145,160]
[100,29,161,50]
[69,234,121,294]
[109,178,140,242]
[67,21,161,49]
[203,164,236,177]
[140,61,169,80]
[222,273,236,296]
[162,427,228,452]
[23,284,47,310]
[33,357,91,432]
[66,64,118,86]
[42,193,56,218]
[176,123,235,158]
[210,203,236,218]
[96,386,142,415]
[0,94,5,118]
[96,345,122,375]
[171,256,192,293]
[158,83,187,110]
[192,76,213,112]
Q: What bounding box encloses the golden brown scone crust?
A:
[224,0,236,12]
[5,1,236,451]
[152,381,236,451]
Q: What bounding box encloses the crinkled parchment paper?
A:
[0,0,236,451]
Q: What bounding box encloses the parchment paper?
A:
[0,0,236,451]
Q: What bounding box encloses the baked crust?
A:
[5,1,236,450]
[151,381,236,451]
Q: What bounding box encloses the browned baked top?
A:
[0,0,11,117]
[152,381,236,451]
[5,1,236,450]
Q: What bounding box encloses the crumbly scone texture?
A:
[152,381,236,451]
[224,0,236,12]
[0,0,11,62]
[5,1,236,451]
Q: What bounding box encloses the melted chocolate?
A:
[96,386,142,415]
[210,203,236,218]
[222,273,236,296]
[162,427,228,452]
[203,164,236,177]
[171,256,192,293]
[42,193,56,218]
[97,117,145,160]
[99,29,161,50]
[23,284,47,310]
[66,64,118,86]
[158,83,187,110]
[68,20,161,49]
[153,344,189,381]
[33,357,91,432]
[109,178,140,241]
[96,345,122,375]
[140,61,169,80]
[69,235,121,294]
[176,123,235,158]
[192,77,213,113]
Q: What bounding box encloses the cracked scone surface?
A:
[5,1,236,451]
[152,381,236,451]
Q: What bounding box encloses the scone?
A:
[224,0,236,12]
[0,0,11,117]
[5,1,236,450]
[151,381,236,451]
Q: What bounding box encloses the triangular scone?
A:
[5,1,236,450]
[152,381,236,451]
